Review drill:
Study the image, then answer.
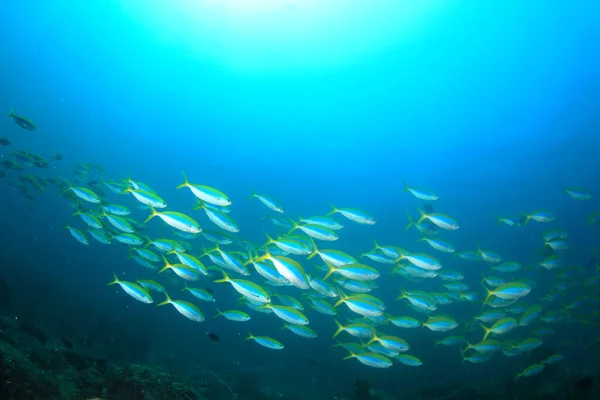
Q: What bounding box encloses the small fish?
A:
[328,206,376,225]
[480,317,518,341]
[484,282,531,304]
[123,187,167,208]
[403,181,439,201]
[423,315,459,332]
[65,185,101,204]
[248,190,284,213]
[333,320,376,339]
[289,223,338,241]
[182,285,215,302]
[51,153,63,160]
[107,273,153,304]
[525,211,555,225]
[197,203,238,233]
[177,172,230,206]
[213,309,251,322]
[214,271,271,303]
[395,354,422,367]
[145,206,201,234]
[7,108,36,131]
[515,363,545,379]
[418,237,455,253]
[0,138,11,146]
[564,187,592,200]
[157,291,205,322]
[415,209,459,231]
[64,225,89,245]
[343,351,392,368]
[281,324,318,339]
[206,332,219,341]
[245,333,283,350]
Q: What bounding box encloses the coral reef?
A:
[0,316,209,399]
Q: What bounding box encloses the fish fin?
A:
[326,204,337,217]
[332,320,345,338]
[342,350,357,360]
[404,213,415,232]
[107,273,119,286]
[323,261,337,281]
[402,180,409,191]
[213,309,223,318]
[157,291,171,306]
[244,332,254,341]
[479,323,491,342]
[415,209,427,225]
[306,238,319,260]
[144,205,159,223]
[247,189,257,200]
[214,270,231,283]
[176,171,189,189]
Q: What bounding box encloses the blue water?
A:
[2,1,600,398]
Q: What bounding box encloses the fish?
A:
[0,138,11,146]
[403,181,439,201]
[343,351,392,368]
[206,332,219,341]
[65,185,101,204]
[515,363,545,379]
[64,225,89,245]
[248,190,284,213]
[213,309,251,322]
[245,333,284,350]
[564,187,592,200]
[157,292,205,322]
[214,271,271,303]
[51,153,63,160]
[122,187,167,208]
[176,172,231,206]
[145,206,201,234]
[197,203,238,233]
[107,273,153,304]
[415,209,459,231]
[7,108,36,131]
[328,206,376,225]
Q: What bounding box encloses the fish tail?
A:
[415,209,427,225]
[404,213,414,231]
[482,285,494,307]
[157,291,171,306]
[479,324,491,342]
[323,263,337,281]
[214,270,231,283]
[402,180,409,191]
[342,350,357,360]
[332,319,345,338]
[107,272,119,286]
[244,332,254,341]
[176,171,189,189]
[213,309,223,318]
[144,205,159,223]
[247,188,257,200]
[306,238,319,260]
[158,260,170,274]
[7,107,13,117]
[326,204,337,217]
[264,232,274,245]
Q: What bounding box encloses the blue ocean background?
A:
[1,1,600,398]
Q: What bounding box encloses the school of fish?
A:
[3,110,600,379]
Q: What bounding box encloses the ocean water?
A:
[1,1,600,399]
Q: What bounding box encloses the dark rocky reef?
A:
[0,316,209,400]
